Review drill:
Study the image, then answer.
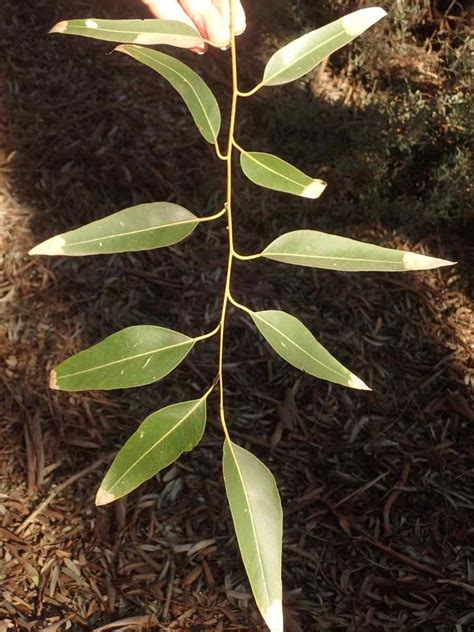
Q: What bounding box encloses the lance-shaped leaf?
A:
[116,45,221,144]
[223,440,283,632]
[240,151,327,199]
[96,397,207,505]
[29,202,199,256]
[50,326,195,392]
[262,230,455,272]
[260,7,387,87]
[249,310,370,390]
[50,18,205,49]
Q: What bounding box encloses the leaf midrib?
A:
[264,251,404,266]
[107,398,204,495]
[66,22,201,41]
[243,152,311,191]
[60,337,193,379]
[128,46,217,142]
[63,216,198,248]
[254,312,347,382]
[263,28,344,85]
[228,441,272,609]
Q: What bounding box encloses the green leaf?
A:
[50,18,204,49]
[116,45,221,144]
[240,151,327,198]
[223,440,283,632]
[50,326,194,392]
[261,7,387,87]
[250,310,370,390]
[262,230,455,272]
[29,202,199,256]
[96,397,207,505]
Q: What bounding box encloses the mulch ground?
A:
[1,1,473,630]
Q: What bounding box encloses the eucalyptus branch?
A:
[29,6,455,631]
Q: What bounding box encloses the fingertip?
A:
[232,1,247,35]
[207,25,230,48]
[235,21,246,36]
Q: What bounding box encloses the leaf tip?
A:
[301,179,327,199]
[402,251,456,271]
[348,374,371,391]
[29,235,66,256]
[49,20,68,34]
[262,600,284,632]
[49,370,59,390]
[342,7,387,37]
[113,44,128,54]
[96,487,116,506]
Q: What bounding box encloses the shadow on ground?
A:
[0,0,473,630]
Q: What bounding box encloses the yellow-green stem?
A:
[233,251,261,261]
[237,83,262,98]
[194,323,222,343]
[228,292,254,316]
[199,207,227,222]
[217,1,240,441]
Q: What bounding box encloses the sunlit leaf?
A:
[29,203,199,256]
[262,230,455,272]
[223,440,283,632]
[240,151,327,198]
[96,397,207,505]
[50,326,195,391]
[116,45,221,144]
[250,310,370,390]
[50,18,204,49]
[261,7,387,87]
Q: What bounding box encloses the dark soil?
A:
[1,1,473,630]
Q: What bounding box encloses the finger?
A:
[212,0,246,35]
[179,0,230,47]
[141,0,206,52]
[142,0,193,24]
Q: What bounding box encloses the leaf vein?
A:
[265,252,403,265]
[244,153,309,190]
[108,398,204,494]
[264,29,343,84]
[131,47,216,143]
[62,217,198,248]
[228,442,272,606]
[255,314,347,382]
[60,338,192,379]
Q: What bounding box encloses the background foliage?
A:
[248,0,472,228]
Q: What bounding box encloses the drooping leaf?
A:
[223,440,283,632]
[96,397,207,505]
[29,203,199,256]
[240,151,327,199]
[50,18,204,49]
[261,7,387,87]
[250,310,370,390]
[50,326,195,392]
[262,230,455,272]
[116,45,221,144]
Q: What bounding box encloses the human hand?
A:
[141,0,246,52]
